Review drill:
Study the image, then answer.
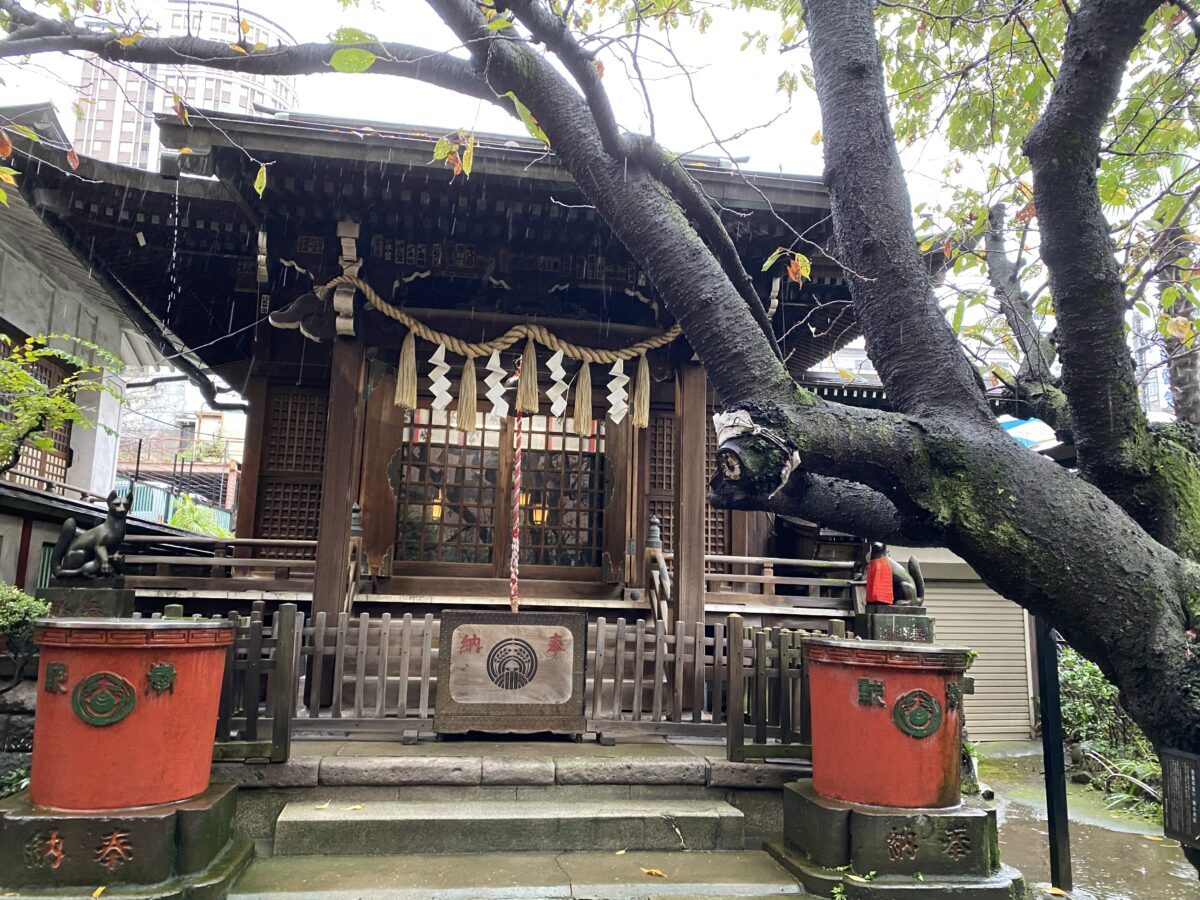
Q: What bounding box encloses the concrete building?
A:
[72,0,297,170]
[1131,311,1175,417]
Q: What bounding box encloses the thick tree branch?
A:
[624,133,782,360]
[985,203,1056,383]
[803,0,994,424]
[425,0,794,405]
[1022,0,1160,489]
[0,3,498,107]
[503,0,623,157]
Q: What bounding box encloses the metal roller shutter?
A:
[922,582,1035,741]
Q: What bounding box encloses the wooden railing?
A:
[155,603,856,759]
[123,535,318,594]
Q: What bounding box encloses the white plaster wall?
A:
[0,239,128,495]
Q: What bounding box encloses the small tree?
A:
[168,492,232,538]
[0,333,124,477]
[0,582,50,695]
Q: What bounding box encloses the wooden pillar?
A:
[674,363,707,627]
[235,375,268,539]
[311,338,367,618]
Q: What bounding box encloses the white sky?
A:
[0,0,830,178]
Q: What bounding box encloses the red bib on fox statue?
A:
[866,544,894,605]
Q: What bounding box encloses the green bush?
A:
[0,582,51,694]
[169,492,233,538]
[1059,645,1161,818]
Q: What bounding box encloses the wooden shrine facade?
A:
[8,106,861,626]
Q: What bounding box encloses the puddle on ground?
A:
[983,754,1198,898]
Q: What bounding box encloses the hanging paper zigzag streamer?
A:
[546,349,568,417]
[607,360,629,424]
[429,344,453,411]
[484,350,510,419]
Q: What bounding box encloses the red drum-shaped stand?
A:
[804,636,971,808]
[30,618,235,811]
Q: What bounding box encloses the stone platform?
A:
[765,781,1024,899]
[212,736,812,848]
[0,782,251,899]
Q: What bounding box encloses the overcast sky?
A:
[1,0,831,178]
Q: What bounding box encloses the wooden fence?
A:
[165,605,852,759]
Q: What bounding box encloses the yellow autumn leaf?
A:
[640,868,667,878]
[253,163,267,198]
[92,888,106,899]
[1142,834,1164,841]
[1043,888,1068,897]
[0,170,17,187]
[811,130,822,144]
[240,19,250,34]
[462,134,475,177]
[314,799,331,809]
[345,803,366,810]
[1167,315,1193,340]
[116,32,145,46]
[228,43,247,54]
[254,42,267,51]
[178,147,193,154]
[836,368,855,382]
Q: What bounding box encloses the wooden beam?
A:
[311,338,367,617]
[235,376,267,540]
[674,363,707,627]
[359,368,407,577]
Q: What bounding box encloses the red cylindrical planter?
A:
[30,618,235,811]
[805,637,970,808]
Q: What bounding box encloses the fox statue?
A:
[50,490,131,579]
[867,542,925,606]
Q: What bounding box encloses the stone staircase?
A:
[228,795,805,898]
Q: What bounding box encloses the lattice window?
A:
[394,408,501,564]
[255,386,327,555]
[257,482,322,540]
[519,415,606,568]
[646,409,729,562]
[0,342,72,490]
[265,390,327,473]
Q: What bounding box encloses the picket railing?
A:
[164,604,854,759]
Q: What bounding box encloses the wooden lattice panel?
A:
[645,410,729,561]
[265,390,327,473]
[255,386,328,554]
[394,409,502,564]
[519,415,606,568]
[257,482,322,540]
[0,346,72,490]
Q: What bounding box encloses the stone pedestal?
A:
[35,584,134,618]
[858,604,936,643]
[765,780,1024,899]
[0,782,251,898]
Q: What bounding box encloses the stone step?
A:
[230,849,805,898]
[273,798,745,856]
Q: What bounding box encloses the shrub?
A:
[0,582,51,694]
[1059,645,1161,818]
[169,492,233,538]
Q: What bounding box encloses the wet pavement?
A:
[980,745,1198,899]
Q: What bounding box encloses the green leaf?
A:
[0,185,8,207]
[951,295,966,333]
[431,135,456,162]
[487,15,513,30]
[462,133,475,176]
[501,91,549,144]
[253,164,267,198]
[12,125,39,143]
[762,247,788,272]
[330,27,376,45]
[329,48,378,74]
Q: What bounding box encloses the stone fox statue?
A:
[869,542,926,606]
[51,490,131,579]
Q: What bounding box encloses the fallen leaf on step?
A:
[345,803,366,810]
[1142,835,1164,841]
[846,873,869,882]
[640,868,666,878]
[615,849,626,855]
[1042,889,1068,897]
[314,800,331,809]
[93,889,107,898]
